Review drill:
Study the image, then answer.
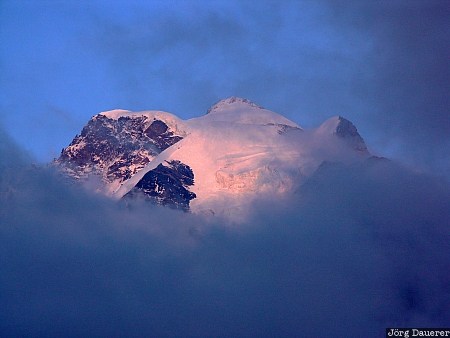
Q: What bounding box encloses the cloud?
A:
[89,1,365,117]
[2,1,448,176]
[320,0,450,175]
[1,126,449,337]
[85,0,449,177]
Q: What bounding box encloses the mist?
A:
[1,124,449,337]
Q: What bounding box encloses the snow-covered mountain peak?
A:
[206,97,264,114]
[97,109,188,136]
[200,97,301,129]
[57,99,372,219]
[100,109,179,122]
[98,109,132,119]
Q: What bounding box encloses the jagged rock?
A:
[124,160,196,211]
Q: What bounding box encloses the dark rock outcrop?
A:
[125,160,196,211]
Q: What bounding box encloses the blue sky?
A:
[1,0,449,176]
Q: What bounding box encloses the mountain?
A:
[56,109,187,194]
[56,97,370,218]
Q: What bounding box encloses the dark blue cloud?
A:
[321,0,450,176]
[1,126,449,337]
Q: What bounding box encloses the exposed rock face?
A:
[124,160,196,211]
[334,116,368,153]
[144,120,183,150]
[56,112,185,193]
[317,116,368,153]
[265,123,302,135]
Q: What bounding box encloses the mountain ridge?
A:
[56,97,369,218]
